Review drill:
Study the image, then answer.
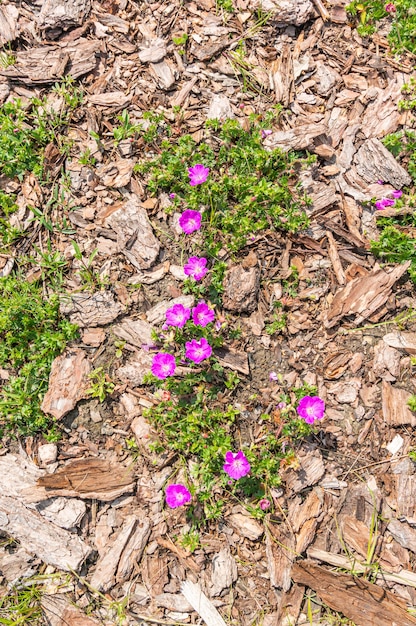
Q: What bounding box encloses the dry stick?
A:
[311,0,330,21]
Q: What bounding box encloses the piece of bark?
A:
[326,230,345,285]
[37,458,135,501]
[222,265,260,313]
[116,518,151,583]
[117,351,154,387]
[289,489,322,533]
[150,60,175,90]
[383,332,416,355]
[373,341,401,381]
[113,318,154,348]
[276,583,305,625]
[170,77,199,108]
[0,4,18,46]
[35,497,86,530]
[266,524,295,591]
[291,560,416,626]
[105,195,161,270]
[0,496,91,572]
[281,449,325,493]
[0,39,99,84]
[181,581,227,626]
[38,0,91,35]
[382,381,416,427]
[90,515,142,591]
[324,351,354,379]
[361,77,407,139]
[142,552,169,597]
[340,515,376,560]
[96,158,135,188]
[207,94,235,121]
[270,43,293,106]
[213,347,250,375]
[155,593,193,613]
[210,548,238,596]
[354,138,412,188]
[42,594,100,626]
[324,262,410,328]
[87,91,132,107]
[60,291,123,327]
[226,513,263,540]
[128,262,169,285]
[263,123,327,152]
[249,0,315,24]
[0,546,37,584]
[156,536,201,574]
[41,348,91,419]
[139,39,167,63]
[388,519,416,553]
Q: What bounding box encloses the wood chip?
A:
[382,380,416,427]
[42,594,100,626]
[210,548,238,596]
[226,513,263,540]
[113,318,154,348]
[292,560,416,626]
[324,262,410,328]
[354,138,412,188]
[214,347,250,375]
[41,348,91,419]
[181,581,227,626]
[383,332,416,355]
[37,458,135,501]
[266,524,295,591]
[38,0,91,34]
[60,291,123,327]
[263,123,327,152]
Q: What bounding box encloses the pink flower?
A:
[223,451,251,480]
[297,396,325,424]
[165,303,191,328]
[259,498,271,510]
[188,164,209,186]
[169,193,176,199]
[376,180,384,184]
[261,129,272,138]
[391,190,402,199]
[192,302,215,327]
[151,353,176,379]
[375,197,396,210]
[165,484,192,508]
[385,3,396,12]
[179,209,202,234]
[184,256,208,281]
[185,337,212,363]
[269,371,278,382]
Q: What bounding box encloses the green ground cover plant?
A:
[136,115,312,254]
[0,276,78,437]
[346,0,416,55]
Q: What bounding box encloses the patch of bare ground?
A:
[1,0,416,624]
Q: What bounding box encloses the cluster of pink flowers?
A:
[151,163,215,381]
[374,188,402,211]
[165,449,251,508]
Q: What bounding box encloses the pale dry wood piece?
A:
[289,489,322,533]
[142,552,169,596]
[105,195,161,270]
[388,519,416,553]
[90,515,142,591]
[42,594,100,626]
[117,351,154,387]
[60,291,123,327]
[361,76,407,139]
[354,138,412,188]
[340,515,376,560]
[304,180,338,211]
[36,497,86,530]
[213,347,250,375]
[207,94,235,121]
[116,518,151,583]
[249,0,316,25]
[323,351,354,379]
[382,381,416,427]
[181,581,227,626]
[276,583,305,626]
[324,262,410,328]
[281,448,325,493]
[222,265,260,313]
[170,77,199,108]
[226,513,263,540]
[37,458,135,501]
[150,60,175,90]
[296,517,319,554]
[93,11,129,34]
[341,195,364,243]
[146,295,195,325]
[0,39,100,84]
[270,43,293,106]
[263,123,327,153]
[38,0,91,34]
[113,318,154,348]
[41,348,91,419]
[383,332,416,355]
[87,92,132,107]
[155,593,193,612]
[307,547,416,588]
[0,496,91,572]
[138,39,167,64]
[266,524,295,591]
[373,341,401,381]
[210,548,238,596]
[96,158,135,188]
[0,546,37,584]
[292,560,416,626]
[326,230,345,285]
[128,262,170,285]
[314,61,341,96]
[0,4,18,46]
